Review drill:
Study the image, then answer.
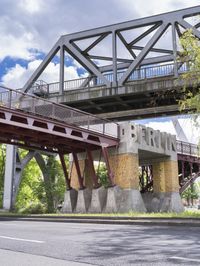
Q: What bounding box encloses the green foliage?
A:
[15,156,45,213]
[181,183,200,206]
[43,155,66,213]
[96,163,109,187]
[179,29,200,114]
[18,202,46,214]
[15,153,67,214]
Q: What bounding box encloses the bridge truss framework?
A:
[22,6,200,94]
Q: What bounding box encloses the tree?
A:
[96,163,109,187]
[42,155,66,213]
[179,29,200,114]
[181,183,200,206]
[16,152,66,214]
[15,155,45,213]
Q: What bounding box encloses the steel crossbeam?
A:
[22,6,200,93]
[0,86,119,154]
[0,107,118,153]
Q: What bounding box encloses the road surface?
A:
[0,219,199,265]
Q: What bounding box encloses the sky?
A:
[0,0,199,143]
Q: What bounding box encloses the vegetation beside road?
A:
[1,209,200,219]
[179,29,200,115]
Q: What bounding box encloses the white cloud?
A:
[19,0,44,14]
[142,116,200,144]
[0,15,39,61]
[0,0,199,62]
[1,60,79,89]
[0,0,200,91]
[118,0,200,18]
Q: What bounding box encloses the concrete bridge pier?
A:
[3,145,16,210]
[104,152,147,213]
[67,148,147,213]
[63,122,185,214]
[150,159,184,213]
[3,145,35,210]
[69,155,95,213]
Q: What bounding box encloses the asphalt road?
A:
[0,219,200,266]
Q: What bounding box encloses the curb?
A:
[0,215,200,227]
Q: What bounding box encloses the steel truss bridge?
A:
[0,86,119,189]
[0,85,199,194]
[21,6,200,120]
[0,6,200,200]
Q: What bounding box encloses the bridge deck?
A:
[27,62,193,120]
[0,86,119,154]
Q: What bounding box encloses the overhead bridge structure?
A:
[22,6,200,120]
[0,86,118,154]
[2,6,200,213]
[0,86,119,208]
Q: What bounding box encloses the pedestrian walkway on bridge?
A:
[19,6,200,120]
[0,85,119,210]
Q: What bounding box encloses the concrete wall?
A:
[67,121,183,213]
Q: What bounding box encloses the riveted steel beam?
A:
[22,6,200,92]
[23,38,61,93]
[119,23,169,85]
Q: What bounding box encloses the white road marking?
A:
[0,235,45,243]
[0,223,20,226]
[170,256,200,263]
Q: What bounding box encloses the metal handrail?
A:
[0,85,119,138]
[28,61,190,95]
[176,140,200,157]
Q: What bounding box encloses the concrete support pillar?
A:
[63,155,95,213]
[3,145,35,210]
[75,188,92,213]
[89,187,107,213]
[148,159,184,213]
[109,153,139,189]
[104,152,146,213]
[62,189,78,213]
[3,145,16,210]
[153,160,180,193]
[70,158,93,190]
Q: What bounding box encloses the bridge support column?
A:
[109,153,139,189]
[3,145,35,210]
[150,159,184,213]
[68,153,94,213]
[70,157,94,190]
[104,152,146,213]
[3,145,16,210]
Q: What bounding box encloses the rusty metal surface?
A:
[0,86,119,154]
[0,85,119,139]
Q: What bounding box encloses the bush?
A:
[18,202,46,214]
[96,163,110,187]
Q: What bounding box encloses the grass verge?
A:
[1,209,200,218]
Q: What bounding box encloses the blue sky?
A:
[0,0,200,87]
[0,0,199,142]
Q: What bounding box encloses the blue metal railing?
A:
[30,61,189,95]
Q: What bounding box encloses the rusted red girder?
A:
[178,154,200,164]
[0,106,119,154]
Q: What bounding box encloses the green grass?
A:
[1,209,200,218]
